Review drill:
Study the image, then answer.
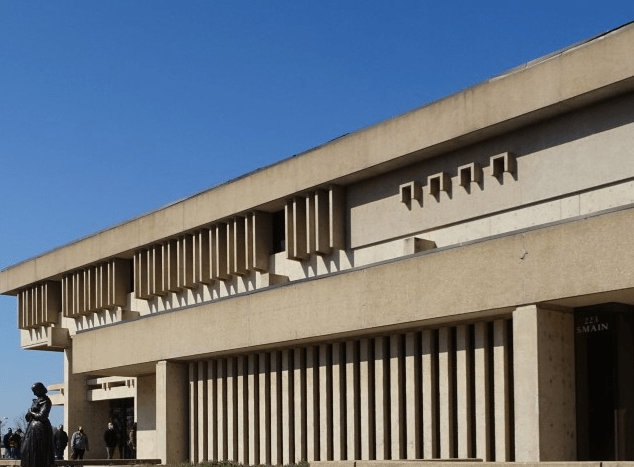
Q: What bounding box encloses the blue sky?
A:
[1,0,633,431]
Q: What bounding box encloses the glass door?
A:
[575,303,634,460]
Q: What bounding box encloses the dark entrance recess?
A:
[271,210,286,254]
[109,398,135,459]
[575,303,634,461]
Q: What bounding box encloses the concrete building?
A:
[3,21,634,465]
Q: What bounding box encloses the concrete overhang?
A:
[86,376,136,401]
[3,22,634,294]
[70,206,634,375]
[20,326,70,352]
[47,382,65,406]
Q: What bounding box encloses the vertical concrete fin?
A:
[329,185,346,251]
[438,327,456,458]
[314,189,331,255]
[405,331,422,459]
[456,324,474,459]
[346,340,360,460]
[422,329,438,459]
[374,336,389,460]
[493,319,511,461]
[207,360,217,461]
[474,322,492,461]
[332,342,345,460]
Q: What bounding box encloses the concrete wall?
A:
[64,207,634,463]
[3,22,634,294]
[136,374,156,460]
[513,306,576,461]
[348,93,634,248]
[13,90,634,344]
[70,206,634,374]
[64,348,110,460]
[156,361,188,464]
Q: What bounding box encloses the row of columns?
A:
[59,305,575,465]
[187,319,514,464]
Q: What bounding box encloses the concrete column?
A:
[405,332,421,459]
[422,329,437,459]
[189,363,198,463]
[217,359,227,460]
[493,320,510,461]
[156,361,188,464]
[359,338,373,460]
[438,327,455,458]
[456,325,473,459]
[332,342,345,460]
[248,354,259,465]
[197,362,208,462]
[374,336,389,460]
[236,356,247,464]
[294,348,306,462]
[207,360,217,461]
[474,322,491,461]
[345,340,359,460]
[137,374,157,460]
[319,344,332,461]
[64,348,110,461]
[226,357,237,461]
[306,346,319,461]
[513,305,576,461]
[270,352,281,466]
[258,353,270,465]
[281,349,293,464]
[390,334,404,459]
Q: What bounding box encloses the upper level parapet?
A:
[3,22,634,295]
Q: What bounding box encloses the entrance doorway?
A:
[575,303,634,460]
[108,398,135,459]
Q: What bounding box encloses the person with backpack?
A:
[70,426,89,460]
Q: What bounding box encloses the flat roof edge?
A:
[3,21,634,290]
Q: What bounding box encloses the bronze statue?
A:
[21,382,54,467]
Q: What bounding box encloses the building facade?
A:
[3,22,634,465]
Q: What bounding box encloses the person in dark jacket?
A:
[103,423,118,459]
[20,382,54,467]
[3,429,13,459]
[53,425,68,460]
[11,430,22,460]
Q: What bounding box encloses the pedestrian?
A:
[53,425,68,460]
[70,426,89,460]
[12,429,22,460]
[126,423,136,459]
[114,421,125,459]
[3,429,13,459]
[103,423,118,459]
